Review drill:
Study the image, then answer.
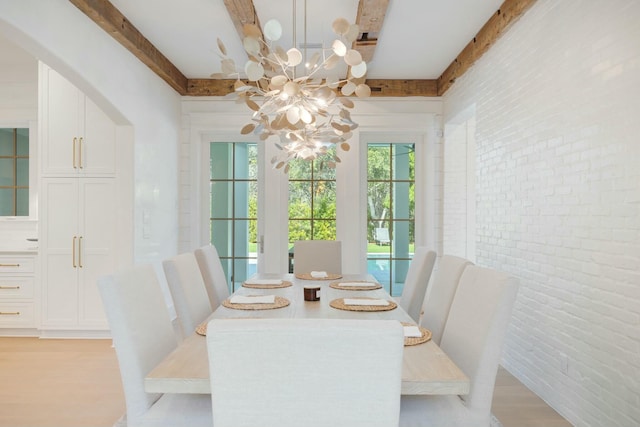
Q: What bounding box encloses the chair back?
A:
[194,244,230,309]
[162,252,213,338]
[97,264,178,422]
[420,254,473,344]
[206,318,404,427]
[440,265,519,416]
[399,247,437,322]
[293,240,342,274]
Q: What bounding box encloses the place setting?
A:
[401,322,432,346]
[329,280,382,291]
[329,296,397,312]
[242,278,292,289]
[295,270,342,280]
[221,294,291,311]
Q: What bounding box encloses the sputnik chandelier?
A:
[214,1,371,172]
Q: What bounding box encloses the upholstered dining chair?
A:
[206,318,404,427]
[398,247,437,323]
[293,240,342,274]
[162,252,213,339]
[97,264,212,427]
[420,254,473,344]
[194,244,230,310]
[399,265,519,427]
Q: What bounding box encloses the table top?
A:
[145,273,469,396]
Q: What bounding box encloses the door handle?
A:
[72,236,77,268]
[73,137,77,169]
[78,137,83,169]
[78,236,83,268]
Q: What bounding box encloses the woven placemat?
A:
[195,321,207,336]
[295,273,342,280]
[401,322,432,346]
[329,280,382,291]
[329,297,397,312]
[222,295,290,311]
[242,280,292,289]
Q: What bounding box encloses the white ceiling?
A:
[108,0,505,80]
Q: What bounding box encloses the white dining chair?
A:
[97,264,212,427]
[162,252,213,339]
[398,247,437,323]
[420,254,473,344]
[206,318,404,427]
[293,240,342,274]
[399,265,519,427]
[194,244,230,310]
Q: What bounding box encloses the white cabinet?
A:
[40,178,116,330]
[39,63,116,177]
[38,62,129,335]
[0,254,37,328]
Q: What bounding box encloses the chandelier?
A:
[214,2,371,172]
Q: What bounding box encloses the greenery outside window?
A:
[0,128,29,216]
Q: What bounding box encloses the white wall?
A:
[443,1,640,425]
[0,0,183,266]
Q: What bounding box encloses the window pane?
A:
[289,220,311,243]
[16,129,29,156]
[233,219,251,257]
[0,159,13,185]
[367,181,390,220]
[210,219,232,257]
[288,158,311,179]
[210,143,232,179]
[0,129,12,156]
[289,181,311,218]
[234,144,253,179]
[210,181,232,218]
[367,144,391,180]
[17,159,29,187]
[312,219,336,240]
[393,182,412,220]
[16,189,28,216]
[313,181,335,219]
[0,189,13,215]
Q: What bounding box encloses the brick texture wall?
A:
[443,1,640,425]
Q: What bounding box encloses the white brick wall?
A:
[443,1,640,426]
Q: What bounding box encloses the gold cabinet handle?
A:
[0,263,20,267]
[78,236,83,268]
[79,137,84,169]
[0,286,21,290]
[0,311,20,316]
[73,137,78,169]
[72,236,77,268]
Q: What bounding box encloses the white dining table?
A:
[144,273,470,396]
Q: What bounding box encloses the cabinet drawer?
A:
[0,302,35,327]
[0,257,35,273]
[0,277,34,299]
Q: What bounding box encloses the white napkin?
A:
[310,271,328,278]
[338,282,376,288]
[343,298,389,306]
[244,279,283,286]
[403,325,423,338]
[230,295,275,304]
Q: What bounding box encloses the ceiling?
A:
[107,0,503,80]
[69,0,535,96]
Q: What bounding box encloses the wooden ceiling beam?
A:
[68,0,188,94]
[437,0,537,95]
[222,0,269,58]
[187,78,438,97]
[353,0,390,63]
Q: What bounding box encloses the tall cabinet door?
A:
[41,178,80,328]
[77,179,115,328]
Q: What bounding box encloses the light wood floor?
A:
[0,337,572,427]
